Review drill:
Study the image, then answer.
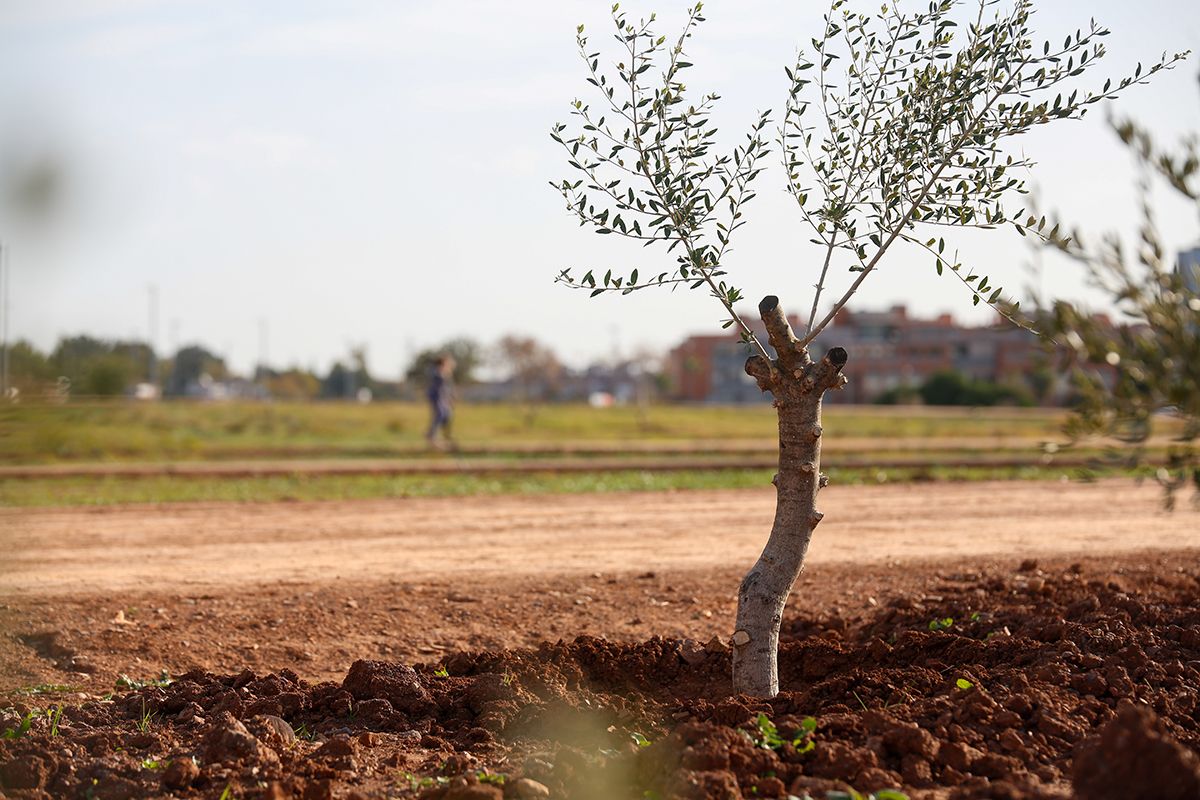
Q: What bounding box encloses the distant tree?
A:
[405,339,481,386]
[1041,80,1200,509]
[919,370,1033,406]
[322,348,372,399]
[552,0,1182,696]
[6,340,55,394]
[321,362,352,399]
[166,346,227,397]
[495,335,563,423]
[260,367,321,400]
[50,335,152,396]
[51,335,112,388]
[81,355,134,396]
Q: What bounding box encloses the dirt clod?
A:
[1073,703,1200,800]
[343,659,434,717]
[161,757,199,790]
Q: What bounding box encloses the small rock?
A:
[678,639,707,666]
[162,758,199,790]
[1018,559,1038,572]
[251,714,297,747]
[357,731,382,748]
[314,736,357,759]
[508,777,551,799]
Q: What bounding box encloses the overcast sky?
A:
[1,0,1198,376]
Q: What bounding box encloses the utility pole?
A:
[1,242,9,399]
[257,317,269,380]
[148,283,159,391]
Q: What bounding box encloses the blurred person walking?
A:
[426,354,457,449]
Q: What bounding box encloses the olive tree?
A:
[551,0,1185,697]
[1040,88,1200,510]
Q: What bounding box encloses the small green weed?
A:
[433,666,450,678]
[218,784,233,800]
[788,790,909,800]
[630,731,652,748]
[752,713,816,753]
[140,758,167,770]
[115,670,173,691]
[476,771,506,785]
[47,705,63,737]
[955,678,975,691]
[293,722,316,741]
[927,617,954,632]
[400,772,450,791]
[18,683,78,696]
[135,699,157,733]
[2,710,35,740]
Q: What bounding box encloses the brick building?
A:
[665,305,1049,404]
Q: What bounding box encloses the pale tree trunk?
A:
[732,296,847,697]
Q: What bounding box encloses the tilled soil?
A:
[3,555,1200,799]
[2,482,1199,799]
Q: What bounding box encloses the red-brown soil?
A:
[2,482,1199,799]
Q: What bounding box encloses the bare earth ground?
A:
[1,481,1199,799]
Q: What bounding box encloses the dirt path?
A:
[3,479,1196,596]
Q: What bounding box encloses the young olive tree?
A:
[551,0,1186,697]
[1040,92,1200,510]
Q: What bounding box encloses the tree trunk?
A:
[732,296,847,697]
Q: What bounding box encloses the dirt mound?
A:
[1073,703,1200,800]
[2,561,1199,798]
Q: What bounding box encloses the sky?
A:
[1,0,1198,376]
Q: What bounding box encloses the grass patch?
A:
[0,464,1129,508]
[0,401,1079,465]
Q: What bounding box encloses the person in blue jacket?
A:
[426,354,456,449]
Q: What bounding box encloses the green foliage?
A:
[630,731,653,748]
[553,0,1184,349]
[47,705,63,737]
[956,677,975,690]
[17,683,78,695]
[135,698,157,733]
[405,338,482,386]
[433,666,450,678]
[1,710,35,739]
[476,771,506,785]
[552,3,772,351]
[115,670,173,691]
[49,335,154,396]
[919,371,1033,407]
[928,616,955,631]
[1038,89,1200,510]
[804,791,909,800]
[400,772,451,791]
[752,712,816,753]
[166,345,227,397]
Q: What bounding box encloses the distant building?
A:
[666,305,1050,404]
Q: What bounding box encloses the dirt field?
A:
[2,481,1199,799]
